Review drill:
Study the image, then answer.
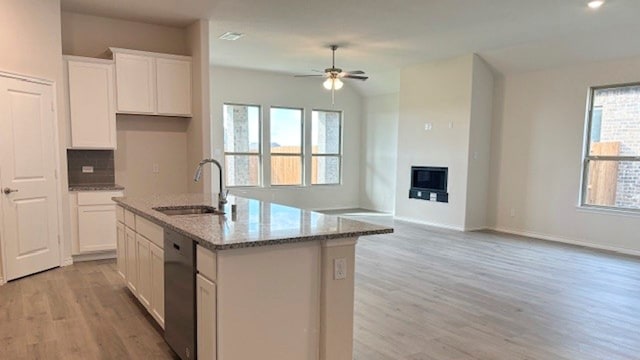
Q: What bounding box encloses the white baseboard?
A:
[491,227,640,257]
[394,216,465,232]
[72,250,117,263]
[62,257,73,267]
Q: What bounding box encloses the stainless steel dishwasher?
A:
[164,228,196,360]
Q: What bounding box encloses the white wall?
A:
[210,66,363,210]
[360,93,399,213]
[0,0,68,276]
[115,116,188,196]
[465,56,495,230]
[394,55,474,230]
[490,56,640,254]
[186,20,212,194]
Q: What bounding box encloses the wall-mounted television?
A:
[411,166,448,192]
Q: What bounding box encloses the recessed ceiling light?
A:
[218,32,245,41]
[588,0,605,9]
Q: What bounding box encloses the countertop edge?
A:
[70,184,125,191]
[113,198,394,251]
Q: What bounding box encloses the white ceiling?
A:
[61,0,640,96]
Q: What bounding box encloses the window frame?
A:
[311,109,343,186]
[222,103,262,188]
[579,82,640,212]
[269,106,305,187]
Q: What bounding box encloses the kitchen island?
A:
[113,193,393,360]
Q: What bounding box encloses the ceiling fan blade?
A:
[343,75,369,81]
[345,70,365,75]
[294,74,325,77]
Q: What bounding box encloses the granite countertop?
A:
[113,194,393,251]
[69,183,125,191]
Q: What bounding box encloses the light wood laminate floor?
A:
[1,218,639,359]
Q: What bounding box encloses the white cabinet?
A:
[136,234,152,310]
[125,227,138,293]
[150,243,165,328]
[116,206,164,329]
[78,205,118,252]
[70,190,123,256]
[197,273,217,360]
[65,57,117,149]
[156,58,192,116]
[110,48,192,117]
[116,221,126,279]
[113,53,155,114]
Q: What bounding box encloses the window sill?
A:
[576,205,640,218]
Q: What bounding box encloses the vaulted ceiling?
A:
[62,0,640,95]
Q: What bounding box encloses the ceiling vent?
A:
[218,32,245,41]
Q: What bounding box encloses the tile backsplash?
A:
[67,150,115,185]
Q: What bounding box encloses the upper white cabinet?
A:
[110,48,192,117]
[156,58,192,116]
[65,56,117,149]
[113,53,155,114]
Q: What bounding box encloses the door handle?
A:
[3,187,18,195]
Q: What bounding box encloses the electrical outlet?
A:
[81,166,94,173]
[152,163,160,174]
[334,258,347,280]
[424,123,433,131]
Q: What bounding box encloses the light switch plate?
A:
[152,163,160,174]
[81,166,94,173]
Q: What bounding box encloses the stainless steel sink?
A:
[153,205,224,216]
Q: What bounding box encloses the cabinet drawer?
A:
[137,216,164,249]
[125,209,136,229]
[116,206,125,223]
[197,245,216,282]
[77,191,123,205]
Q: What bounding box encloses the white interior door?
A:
[0,75,60,281]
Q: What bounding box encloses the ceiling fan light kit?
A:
[323,77,344,90]
[295,44,368,104]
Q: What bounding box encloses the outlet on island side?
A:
[334,258,347,280]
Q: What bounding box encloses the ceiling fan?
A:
[295,45,368,103]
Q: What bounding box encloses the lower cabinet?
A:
[197,273,216,360]
[118,206,165,329]
[116,221,126,279]
[136,234,152,309]
[70,190,124,256]
[125,227,138,293]
[150,243,165,328]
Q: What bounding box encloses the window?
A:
[581,84,640,210]
[312,110,342,185]
[223,104,261,187]
[270,107,303,186]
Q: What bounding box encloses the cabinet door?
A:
[114,53,155,114]
[77,204,117,253]
[197,274,217,360]
[136,234,152,310]
[125,227,138,294]
[150,243,165,328]
[116,221,126,279]
[67,60,116,149]
[156,58,191,116]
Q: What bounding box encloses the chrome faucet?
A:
[194,159,228,210]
